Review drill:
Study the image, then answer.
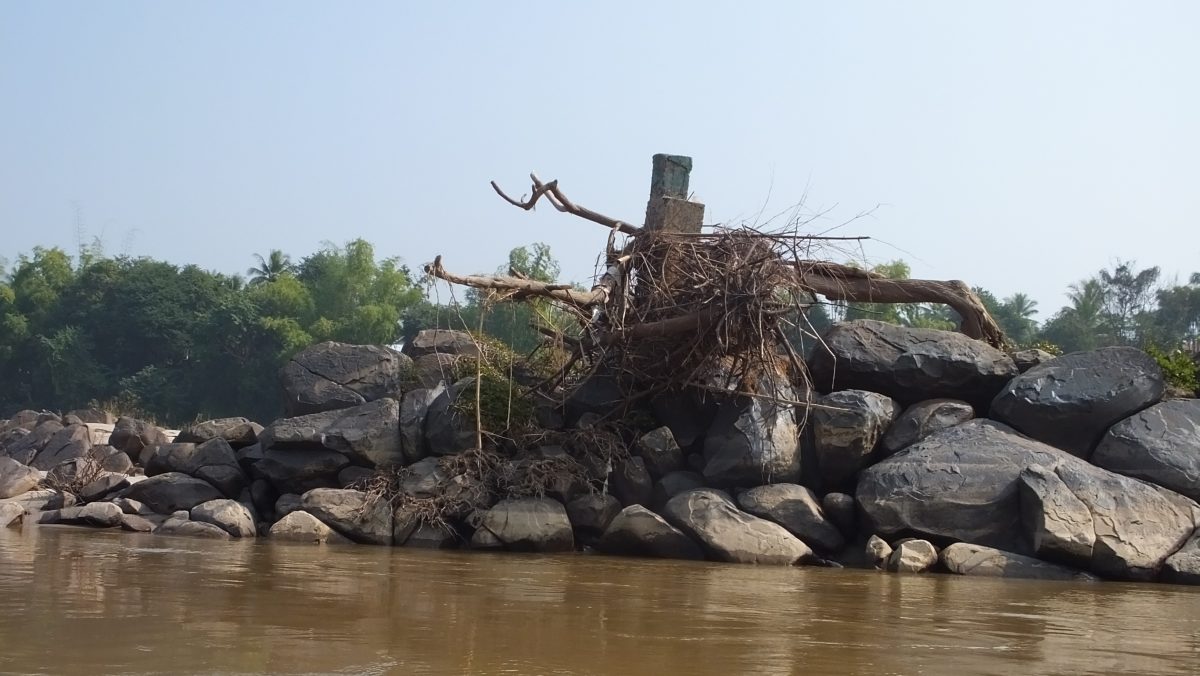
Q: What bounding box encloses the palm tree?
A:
[247,250,294,286]
[1000,292,1039,345]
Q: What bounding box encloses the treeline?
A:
[1,240,1197,425]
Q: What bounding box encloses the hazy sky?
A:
[3,2,1198,318]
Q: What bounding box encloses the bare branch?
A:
[490,175,642,235]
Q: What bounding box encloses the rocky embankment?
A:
[2,322,1198,586]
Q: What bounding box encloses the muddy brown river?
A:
[0,526,1197,675]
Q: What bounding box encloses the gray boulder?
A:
[269,510,353,544]
[821,492,857,537]
[2,489,73,513]
[0,457,41,499]
[300,488,392,545]
[479,498,574,552]
[809,320,1018,409]
[79,473,130,502]
[1011,348,1056,373]
[146,438,245,496]
[866,535,892,568]
[565,493,623,538]
[1163,530,1200,585]
[411,353,467,389]
[120,514,156,532]
[401,523,459,549]
[736,483,845,552]
[259,398,403,468]
[30,423,92,470]
[0,502,24,527]
[121,472,224,514]
[1091,399,1200,501]
[812,390,900,488]
[66,408,115,425]
[399,386,442,463]
[942,543,1093,581]
[887,539,938,573]
[598,505,704,560]
[254,449,349,495]
[701,382,801,487]
[40,502,123,528]
[190,499,256,538]
[651,470,707,509]
[881,399,975,455]
[609,457,653,507]
[280,341,412,416]
[990,346,1165,457]
[108,417,169,463]
[156,515,231,540]
[636,427,685,479]
[1,420,62,464]
[662,489,811,565]
[423,379,477,456]
[857,420,1200,580]
[406,329,481,358]
[175,417,262,447]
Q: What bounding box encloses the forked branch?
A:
[491,174,642,235]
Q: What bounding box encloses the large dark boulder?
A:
[811,390,900,489]
[598,505,703,560]
[259,398,402,468]
[29,424,92,470]
[700,381,801,487]
[1,420,63,465]
[280,341,412,416]
[300,488,393,545]
[146,438,246,496]
[254,449,349,495]
[121,473,224,514]
[990,346,1164,457]
[856,419,1200,580]
[1090,399,1200,501]
[809,320,1017,409]
[399,386,442,463]
[565,493,623,539]
[423,379,476,456]
[609,457,653,507]
[108,417,170,464]
[662,489,811,565]
[478,498,574,552]
[636,427,685,479]
[881,399,974,455]
[175,417,262,447]
[736,483,845,552]
[651,470,707,509]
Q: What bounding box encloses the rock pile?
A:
[2,324,1198,586]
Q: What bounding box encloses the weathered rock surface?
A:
[121,472,224,514]
[479,498,574,552]
[0,502,24,527]
[701,384,801,487]
[1163,530,1200,585]
[269,510,352,544]
[866,534,892,568]
[411,353,466,389]
[1,420,62,464]
[1011,348,1056,373]
[175,417,263,447]
[79,473,130,502]
[399,386,442,463]
[599,505,703,560]
[120,514,156,532]
[108,417,169,463]
[406,329,480,358]
[41,502,123,528]
[736,483,845,552]
[662,489,811,565]
[812,390,900,488]
[1091,399,1200,501]
[423,379,477,456]
[254,449,349,495]
[156,516,231,539]
[2,489,73,513]
[30,423,92,470]
[259,399,402,468]
[941,543,1092,581]
[0,457,41,499]
[300,488,392,545]
[190,499,256,538]
[651,471,707,509]
[609,457,653,507]
[146,438,245,496]
[887,539,938,573]
[67,408,115,425]
[821,492,857,537]
[881,399,974,455]
[637,427,685,479]
[280,341,411,416]
[857,420,1200,580]
[809,320,1018,409]
[565,493,622,537]
[990,346,1165,457]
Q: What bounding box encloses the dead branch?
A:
[425,256,608,308]
[491,174,642,235]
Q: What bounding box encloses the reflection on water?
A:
[1,525,1197,675]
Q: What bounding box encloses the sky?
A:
[2,2,1198,318]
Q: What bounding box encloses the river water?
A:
[0,526,1197,675]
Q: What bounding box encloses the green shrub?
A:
[1145,345,1199,394]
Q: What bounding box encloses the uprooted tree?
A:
[426,154,1005,423]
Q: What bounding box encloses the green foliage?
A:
[1145,345,1199,394]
